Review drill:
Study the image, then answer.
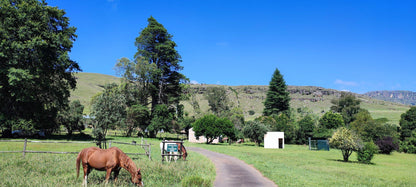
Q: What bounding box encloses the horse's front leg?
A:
[113,167,121,183]
[105,169,112,185]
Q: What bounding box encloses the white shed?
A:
[264,132,284,149]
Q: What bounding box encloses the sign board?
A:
[167,144,178,152]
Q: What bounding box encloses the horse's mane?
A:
[113,147,137,173]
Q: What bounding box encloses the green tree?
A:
[205,87,230,116]
[315,111,344,138]
[0,0,81,135]
[192,114,235,144]
[56,100,85,135]
[147,104,174,138]
[400,107,416,154]
[351,109,399,142]
[91,84,126,143]
[400,107,416,141]
[330,93,361,125]
[319,112,345,129]
[242,121,269,146]
[263,68,290,116]
[297,115,316,144]
[330,127,363,162]
[125,105,150,137]
[134,16,187,111]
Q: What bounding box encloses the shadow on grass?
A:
[327,158,375,165]
[47,133,95,141]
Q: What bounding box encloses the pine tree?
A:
[263,68,290,116]
[134,16,187,111]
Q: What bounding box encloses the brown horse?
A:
[76,147,143,186]
[176,143,188,161]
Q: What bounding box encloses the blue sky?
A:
[47,0,415,94]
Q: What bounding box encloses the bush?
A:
[375,136,399,154]
[181,176,210,187]
[357,142,379,164]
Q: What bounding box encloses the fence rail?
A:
[0,138,151,159]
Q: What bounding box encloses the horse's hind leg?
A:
[82,165,90,187]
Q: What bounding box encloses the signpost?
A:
[167,144,178,152]
[161,139,183,162]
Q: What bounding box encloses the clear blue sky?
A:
[47,0,416,94]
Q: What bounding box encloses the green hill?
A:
[70,73,410,124]
[69,72,121,114]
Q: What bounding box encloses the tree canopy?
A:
[192,114,235,144]
[243,121,269,146]
[263,68,290,116]
[0,0,81,135]
[330,93,361,125]
[134,16,187,110]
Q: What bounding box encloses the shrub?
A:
[375,136,399,154]
[357,142,379,164]
[181,176,210,187]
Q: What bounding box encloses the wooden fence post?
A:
[148,144,151,160]
[109,140,112,148]
[23,138,27,157]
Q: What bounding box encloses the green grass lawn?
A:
[0,136,215,187]
[191,143,416,186]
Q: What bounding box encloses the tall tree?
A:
[134,16,187,111]
[0,0,81,135]
[330,92,361,125]
[263,68,290,116]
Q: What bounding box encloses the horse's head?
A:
[182,148,188,161]
[132,168,143,186]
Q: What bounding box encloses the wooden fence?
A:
[0,138,151,160]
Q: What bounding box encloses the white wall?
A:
[264,132,284,149]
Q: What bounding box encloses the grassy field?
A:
[0,136,215,187]
[1,134,416,186]
[191,143,416,186]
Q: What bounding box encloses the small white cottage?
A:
[264,132,284,149]
[188,128,219,143]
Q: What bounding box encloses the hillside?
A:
[365,90,416,106]
[182,84,410,124]
[70,73,410,124]
[69,72,121,114]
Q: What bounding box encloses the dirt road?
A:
[188,147,277,187]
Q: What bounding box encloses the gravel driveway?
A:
[188,147,277,187]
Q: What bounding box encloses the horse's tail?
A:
[76,151,82,178]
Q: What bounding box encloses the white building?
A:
[264,132,284,149]
[188,128,219,143]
